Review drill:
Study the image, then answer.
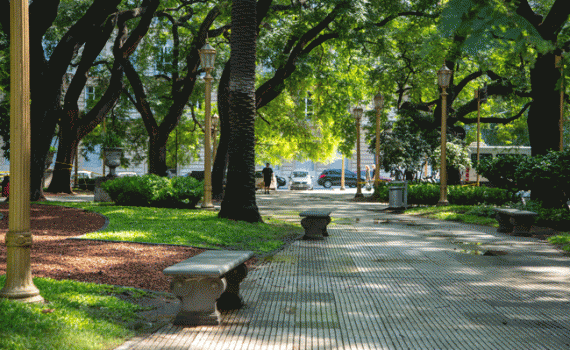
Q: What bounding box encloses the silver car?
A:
[289,170,313,190]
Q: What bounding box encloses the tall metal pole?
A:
[438,87,449,205]
[354,108,363,198]
[202,69,214,209]
[340,158,346,190]
[375,105,381,186]
[0,0,43,303]
[476,89,481,187]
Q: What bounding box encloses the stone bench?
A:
[299,210,332,240]
[493,208,538,236]
[163,250,253,326]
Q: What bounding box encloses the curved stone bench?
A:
[163,250,253,326]
[299,210,332,240]
[493,208,537,236]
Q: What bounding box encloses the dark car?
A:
[317,169,357,188]
[276,175,286,188]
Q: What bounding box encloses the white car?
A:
[289,170,313,190]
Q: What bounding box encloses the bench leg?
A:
[495,213,513,233]
[170,276,226,326]
[510,216,536,236]
[218,263,248,311]
[301,217,330,240]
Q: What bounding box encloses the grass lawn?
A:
[0,276,155,350]
[1,202,303,350]
[43,201,303,254]
[403,205,499,228]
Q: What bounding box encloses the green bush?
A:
[374,182,389,201]
[448,185,516,205]
[476,154,526,191]
[407,183,440,205]
[101,174,203,208]
[376,182,515,206]
[511,200,570,230]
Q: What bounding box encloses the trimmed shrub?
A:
[407,183,440,205]
[101,174,203,208]
[376,182,515,206]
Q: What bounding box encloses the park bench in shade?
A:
[163,250,253,326]
[299,210,332,240]
[493,208,538,236]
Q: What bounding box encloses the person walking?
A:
[1,175,9,200]
[261,163,273,194]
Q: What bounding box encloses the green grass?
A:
[42,202,303,254]
[0,276,151,350]
[404,205,499,228]
[547,233,570,252]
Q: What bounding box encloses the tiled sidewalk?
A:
[116,192,570,350]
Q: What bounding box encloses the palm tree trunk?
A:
[218,0,261,223]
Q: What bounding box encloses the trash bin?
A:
[388,181,407,209]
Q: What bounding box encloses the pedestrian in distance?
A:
[261,163,273,194]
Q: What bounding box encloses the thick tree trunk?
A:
[528,53,561,156]
[212,61,231,199]
[148,133,168,176]
[218,0,261,223]
[47,140,77,194]
[528,52,565,207]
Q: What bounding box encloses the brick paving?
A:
[114,191,570,350]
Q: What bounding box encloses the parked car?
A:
[317,169,357,188]
[289,170,313,190]
[276,175,287,188]
[116,172,138,177]
[70,171,95,190]
[255,171,277,190]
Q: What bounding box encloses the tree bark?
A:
[218,0,261,223]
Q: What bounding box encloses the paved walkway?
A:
[107,191,570,349]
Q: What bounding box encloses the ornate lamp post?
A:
[0,0,43,303]
[212,114,219,161]
[353,106,364,198]
[373,92,384,186]
[437,63,452,206]
[199,40,216,209]
[556,54,565,151]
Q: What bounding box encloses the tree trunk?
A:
[528,53,561,156]
[148,133,168,176]
[212,61,231,199]
[47,139,77,194]
[218,0,261,223]
[527,52,565,207]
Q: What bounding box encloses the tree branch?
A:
[375,11,439,28]
[454,102,532,125]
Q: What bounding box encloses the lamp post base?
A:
[201,203,215,210]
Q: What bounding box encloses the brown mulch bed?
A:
[0,202,204,293]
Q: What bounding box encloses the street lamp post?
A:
[212,114,219,162]
[353,106,364,198]
[0,0,43,303]
[437,63,452,206]
[199,40,216,209]
[373,93,384,187]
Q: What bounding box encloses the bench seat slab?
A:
[163,250,253,326]
[493,208,537,236]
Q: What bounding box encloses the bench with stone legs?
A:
[493,208,538,236]
[299,210,332,240]
[163,250,253,326]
